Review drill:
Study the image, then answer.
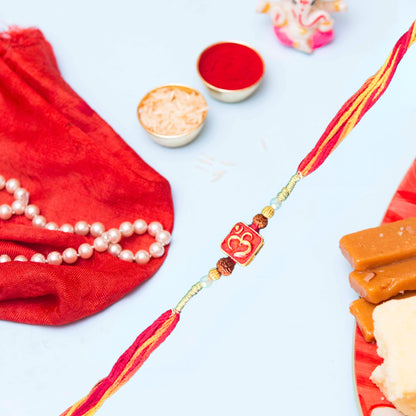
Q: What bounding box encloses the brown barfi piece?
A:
[340,217,416,271]
[350,292,416,343]
[350,257,416,303]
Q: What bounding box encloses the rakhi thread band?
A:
[0,174,171,265]
[61,19,416,416]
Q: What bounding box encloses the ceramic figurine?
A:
[257,0,347,53]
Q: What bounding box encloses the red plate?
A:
[354,158,416,416]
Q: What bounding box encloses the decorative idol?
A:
[257,0,347,53]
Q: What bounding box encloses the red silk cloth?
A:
[0,28,174,325]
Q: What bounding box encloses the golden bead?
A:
[261,206,275,219]
[208,268,221,281]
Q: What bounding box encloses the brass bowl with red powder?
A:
[197,41,265,103]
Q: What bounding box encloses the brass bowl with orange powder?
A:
[137,84,208,148]
[197,41,265,103]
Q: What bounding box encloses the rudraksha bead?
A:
[216,257,235,276]
[252,214,268,229]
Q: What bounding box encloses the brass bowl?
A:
[137,84,208,148]
[197,41,265,103]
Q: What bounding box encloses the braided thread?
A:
[277,173,302,202]
[174,282,203,313]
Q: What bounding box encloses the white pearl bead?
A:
[119,221,134,237]
[63,248,78,264]
[5,178,20,194]
[134,219,147,235]
[60,224,74,233]
[90,222,105,237]
[45,222,59,230]
[0,204,13,220]
[108,243,122,257]
[25,204,39,220]
[14,188,29,204]
[12,200,26,215]
[14,255,28,262]
[200,275,213,288]
[156,230,171,246]
[32,215,46,228]
[78,244,94,259]
[74,221,90,236]
[149,242,164,258]
[107,228,121,244]
[47,251,62,265]
[148,221,163,237]
[94,237,108,252]
[135,250,150,265]
[31,253,46,263]
[0,254,11,263]
[0,175,5,190]
[119,249,134,262]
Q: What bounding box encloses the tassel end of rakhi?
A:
[61,310,179,416]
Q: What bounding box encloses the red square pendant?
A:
[221,223,264,266]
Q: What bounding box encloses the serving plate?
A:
[354,158,416,416]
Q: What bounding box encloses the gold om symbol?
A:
[227,225,253,258]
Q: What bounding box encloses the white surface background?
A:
[1,1,416,415]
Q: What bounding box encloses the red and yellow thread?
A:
[298,20,416,178]
[61,310,179,416]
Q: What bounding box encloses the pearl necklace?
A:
[0,175,171,265]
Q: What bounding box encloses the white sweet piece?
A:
[371,296,416,416]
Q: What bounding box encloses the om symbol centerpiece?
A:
[257,0,347,53]
[221,222,264,266]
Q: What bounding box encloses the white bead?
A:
[270,197,282,210]
[134,219,147,235]
[149,242,164,258]
[14,255,28,262]
[12,200,26,215]
[0,204,13,220]
[31,253,46,263]
[63,248,78,264]
[119,249,134,262]
[78,244,94,259]
[107,228,121,244]
[148,221,163,237]
[25,204,39,220]
[156,230,171,246]
[200,275,213,288]
[90,222,105,237]
[60,224,74,233]
[74,221,90,236]
[5,178,20,194]
[14,188,29,204]
[47,251,62,265]
[94,237,108,252]
[0,175,5,190]
[135,250,150,265]
[32,215,46,228]
[119,221,134,237]
[0,254,11,263]
[108,243,122,257]
[45,222,59,230]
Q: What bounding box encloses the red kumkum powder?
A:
[198,42,264,90]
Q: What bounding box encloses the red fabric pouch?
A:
[0,28,174,326]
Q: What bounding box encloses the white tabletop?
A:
[1,1,416,415]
